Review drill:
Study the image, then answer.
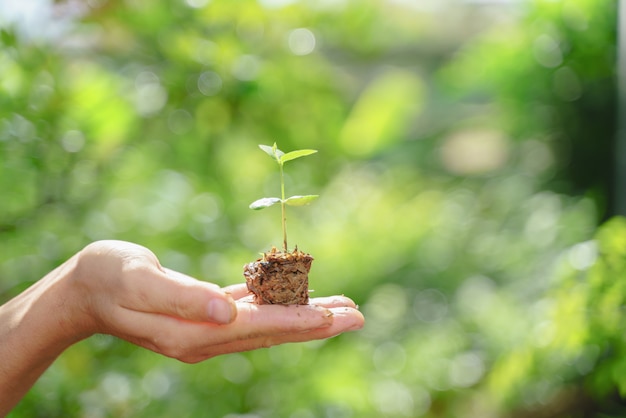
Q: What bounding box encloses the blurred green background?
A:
[1,0,624,416]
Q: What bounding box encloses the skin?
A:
[0,240,364,415]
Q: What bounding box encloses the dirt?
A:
[243,247,313,305]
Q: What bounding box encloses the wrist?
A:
[59,247,102,341]
[0,251,93,413]
[34,252,95,350]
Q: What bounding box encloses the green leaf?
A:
[259,144,274,157]
[284,195,319,206]
[249,197,281,210]
[280,149,318,164]
[258,143,284,161]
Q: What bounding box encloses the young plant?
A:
[249,143,318,252]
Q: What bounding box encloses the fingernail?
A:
[207,296,236,324]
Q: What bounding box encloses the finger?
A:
[222,283,250,300]
[122,266,237,325]
[310,295,358,309]
[186,306,365,362]
[108,302,335,361]
[230,302,335,338]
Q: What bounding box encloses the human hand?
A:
[68,240,364,363]
[212,283,364,361]
[0,240,364,414]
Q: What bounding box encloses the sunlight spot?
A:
[520,140,554,175]
[532,320,555,348]
[440,129,510,175]
[533,34,562,68]
[258,0,299,9]
[61,130,85,153]
[135,71,167,117]
[145,202,180,232]
[105,198,137,232]
[142,369,171,399]
[101,372,131,404]
[221,354,253,384]
[0,0,75,42]
[7,113,36,142]
[372,380,426,417]
[189,193,222,223]
[156,170,194,203]
[568,240,598,271]
[198,71,222,96]
[362,284,408,338]
[167,109,193,135]
[193,39,218,65]
[288,28,316,56]
[373,341,407,376]
[232,55,261,81]
[455,275,496,316]
[524,193,561,247]
[449,351,485,387]
[185,0,211,8]
[414,288,448,323]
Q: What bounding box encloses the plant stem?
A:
[279,162,288,252]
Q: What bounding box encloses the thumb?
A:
[129,267,237,325]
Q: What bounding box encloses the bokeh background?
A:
[1,0,624,416]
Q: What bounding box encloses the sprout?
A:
[249,143,319,252]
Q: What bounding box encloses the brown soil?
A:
[243,247,313,305]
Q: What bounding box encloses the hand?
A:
[213,283,364,362]
[69,240,364,363]
[0,240,364,414]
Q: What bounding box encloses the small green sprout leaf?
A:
[251,143,319,251]
[259,143,284,161]
[258,144,274,157]
[249,197,281,210]
[284,195,319,206]
[280,149,318,164]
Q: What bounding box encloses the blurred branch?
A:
[617,0,626,215]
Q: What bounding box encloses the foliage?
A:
[0,0,620,417]
[249,143,318,251]
[488,217,626,417]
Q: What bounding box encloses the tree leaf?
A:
[284,195,319,206]
[249,197,281,210]
[280,149,317,164]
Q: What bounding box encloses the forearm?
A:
[0,255,89,415]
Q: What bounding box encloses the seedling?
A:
[249,143,319,252]
[244,143,318,305]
